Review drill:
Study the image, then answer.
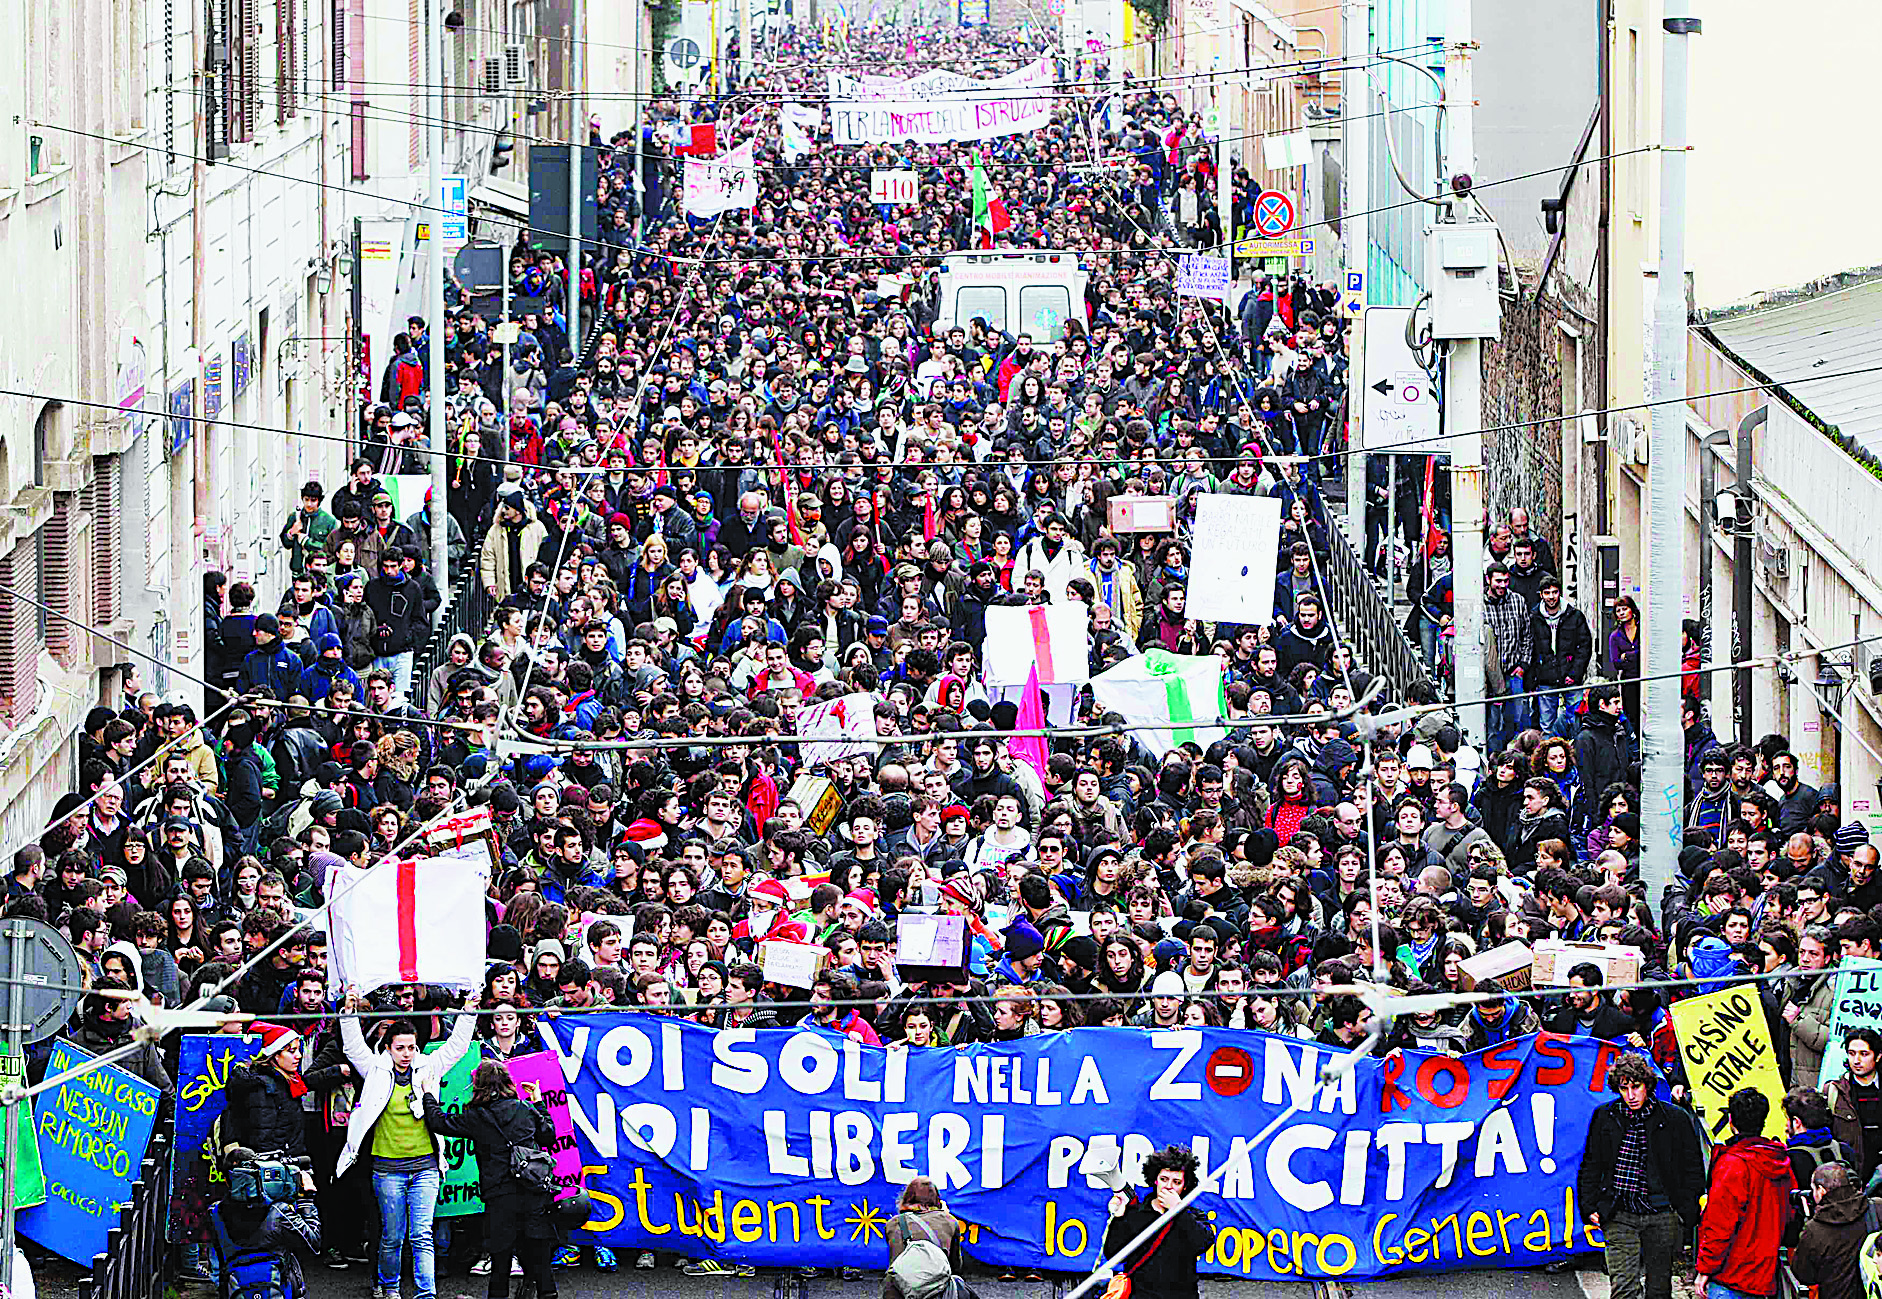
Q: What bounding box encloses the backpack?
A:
[886,1214,953,1299]
[210,1204,300,1299]
[511,1142,558,1196]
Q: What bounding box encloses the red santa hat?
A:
[253,1022,301,1058]
[766,919,812,946]
[749,878,792,907]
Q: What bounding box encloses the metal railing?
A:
[411,508,495,708]
[1320,510,1433,700]
[411,567,487,712]
[77,1135,170,1299]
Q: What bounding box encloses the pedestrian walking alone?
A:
[1578,1052,1704,1299]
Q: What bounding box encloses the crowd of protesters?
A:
[23,15,1882,1299]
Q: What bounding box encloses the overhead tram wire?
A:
[334,0,1362,67]
[0,354,1875,483]
[91,960,1875,1026]
[0,580,483,734]
[32,116,1654,268]
[163,80,1428,176]
[484,629,1860,757]
[503,205,739,732]
[219,40,1434,103]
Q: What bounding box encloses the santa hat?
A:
[253,1022,301,1058]
[846,888,878,913]
[767,920,812,946]
[749,878,792,907]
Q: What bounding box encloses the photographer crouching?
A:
[211,1148,322,1299]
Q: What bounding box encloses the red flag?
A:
[396,857,420,983]
[923,491,939,542]
[673,122,718,157]
[1421,455,1443,556]
[1010,663,1050,783]
[771,433,807,548]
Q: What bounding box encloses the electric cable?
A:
[0,581,484,734]
[31,117,1653,269]
[0,352,1862,480]
[166,79,1427,175]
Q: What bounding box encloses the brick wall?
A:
[1481,283,1600,585]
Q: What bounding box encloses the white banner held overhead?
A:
[799,691,883,768]
[830,57,1055,146]
[983,603,1090,687]
[782,103,821,162]
[330,854,490,995]
[682,139,759,217]
[1186,493,1283,624]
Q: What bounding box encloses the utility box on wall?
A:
[1426,224,1501,339]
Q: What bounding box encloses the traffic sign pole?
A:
[1,920,23,1295]
[1252,189,1296,238]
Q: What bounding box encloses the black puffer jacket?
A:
[224,1058,309,1158]
[422,1093,560,1236]
[1101,1199,1212,1299]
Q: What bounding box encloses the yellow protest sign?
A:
[1669,985,1787,1140]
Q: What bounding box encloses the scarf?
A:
[503,515,528,589]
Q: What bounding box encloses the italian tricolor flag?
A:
[970,152,1010,248]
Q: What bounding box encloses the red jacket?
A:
[1696,1135,1796,1295]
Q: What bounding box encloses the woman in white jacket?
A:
[337,990,478,1299]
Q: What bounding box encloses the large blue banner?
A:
[538,1019,1628,1279]
[20,1041,162,1264]
[168,1034,263,1243]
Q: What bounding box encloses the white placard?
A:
[682,140,758,217]
[1175,253,1231,301]
[1185,493,1282,624]
[1359,305,1442,450]
[870,168,919,206]
[330,855,489,995]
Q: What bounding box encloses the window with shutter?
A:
[241,0,259,139]
[165,0,175,165]
[43,494,75,669]
[276,0,287,124]
[91,456,122,626]
[407,0,420,170]
[0,541,43,729]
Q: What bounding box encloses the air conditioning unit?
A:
[1619,417,1648,465]
[503,43,527,89]
[479,56,504,94]
[1759,535,1790,579]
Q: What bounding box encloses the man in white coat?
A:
[338,989,478,1299]
[1013,513,1089,604]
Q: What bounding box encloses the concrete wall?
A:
[1686,1,1882,310]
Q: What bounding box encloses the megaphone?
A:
[1085,1147,1129,1193]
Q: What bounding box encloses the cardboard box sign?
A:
[1531,940,1644,989]
[1108,495,1176,534]
[760,940,827,990]
[787,774,844,836]
[1456,940,1533,992]
[894,912,971,984]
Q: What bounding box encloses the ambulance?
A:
[929,251,1089,347]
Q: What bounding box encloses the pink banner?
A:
[504,1051,583,1199]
